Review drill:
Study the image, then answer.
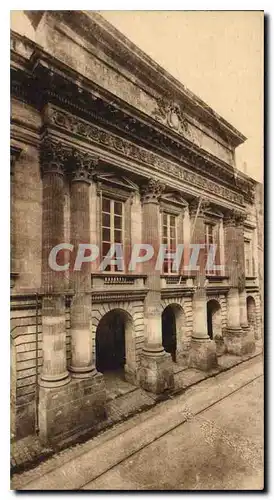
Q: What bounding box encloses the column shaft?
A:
[69,151,98,378]
[188,200,217,370]
[139,179,174,393]
[40,139,70,387]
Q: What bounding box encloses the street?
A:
[83,375,263,490]
[13,355,263,491]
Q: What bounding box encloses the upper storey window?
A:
[205,222,220,276]
[101,196,124,272]
[162,212,177,274]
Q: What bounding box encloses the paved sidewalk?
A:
[11,354,263,490]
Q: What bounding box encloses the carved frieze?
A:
[46,107,245,206]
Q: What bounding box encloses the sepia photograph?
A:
[10,9,264,491]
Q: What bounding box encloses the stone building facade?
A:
[11,11,262,443]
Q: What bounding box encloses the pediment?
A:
[95,172,139,192]
[161,192,189,207]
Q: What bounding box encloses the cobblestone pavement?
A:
[11,346,262,482]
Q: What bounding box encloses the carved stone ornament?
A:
[223,210,247,226]
[141,178,165,203]
[46,107,245,206]
[153,98,189,134]
[40,137,69,176]
[70,149,99,183]
[189,199,211,218]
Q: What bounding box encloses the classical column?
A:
[223,210,255,355]
[39,137,70,388]
[10,146,22,287]
[236,214,256,353]
[139,178,174,393]
[69,149,98,378]
[188,200,217,370]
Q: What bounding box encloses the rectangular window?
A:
[101,196,124,272]
[162,212,177,274]
[205,223,217,275]
[244,239,252,277]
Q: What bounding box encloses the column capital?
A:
[189,199,211,218]
[70,149,99,184]
[141,178,165,204]
[223,209,247,226]
[40,137,69,176]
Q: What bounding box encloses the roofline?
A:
[84,11,247,147]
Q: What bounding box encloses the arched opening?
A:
[247,296,256,338]
[96,309,130,374]
[207,299,222,339]
[162,304,181,362]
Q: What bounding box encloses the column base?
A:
[39,371,71,388]
[69,365,97,379]
[223,327,255,356]
[188,338,218,371]
[38,371,106,445]
[241,325,256,355]
[138,348,174,394]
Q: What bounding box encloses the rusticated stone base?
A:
[241,326,256,355]
[224,327,255,356]
[124,364,138,386]
[223,327,243,356]
[38,372,106,445]
[139,349,174,394]
[188,338,218,371]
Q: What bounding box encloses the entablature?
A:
[10,28,255,205]
[39,105,248,209]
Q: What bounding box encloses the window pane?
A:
[102,213,110,227]
[163,225,167,237]
[163,261,169,273]
[114,230,122,243]
[170,226,176,238]
[102,242,111,256]
[102,227,111,242]
[114,215,122,229]
[104,264,111,272]
[170,215,176,227]
[114,201,122,215]
[102,197,111,213]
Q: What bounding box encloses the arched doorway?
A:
[247,295,256,338]
[96,309,129,374]
[161,305,179,362]
[207,299,222,339]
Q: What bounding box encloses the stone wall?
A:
[11,302,71,439]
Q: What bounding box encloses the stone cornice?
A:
[51,11,246,148]
[44,106,246,206]
[10,55,255,204]
[92,288,149,303]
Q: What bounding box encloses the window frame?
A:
[161,211,178,275]
[101,195,125,273]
